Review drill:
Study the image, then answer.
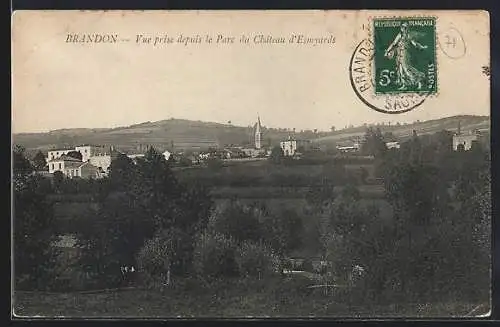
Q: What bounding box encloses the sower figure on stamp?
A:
[384,22,428,90]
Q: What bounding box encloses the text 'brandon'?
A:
[66,33,120,43]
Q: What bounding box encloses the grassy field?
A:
[13,279,488,318]
[175,160,376,188]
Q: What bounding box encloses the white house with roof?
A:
[126,153,145,165]
[62,161,100,179]
[163,150,171,161]
[453,132,480,151]
[280,137,312,157]
[48,155,82,174]
[67,161,101,179]
[452,121,482,151]
[47,154,101,178]
[336,143,361,153]
[47,148,74,161]
[46,145,111,175]
[48,145,106,161]
[385,141,401,149]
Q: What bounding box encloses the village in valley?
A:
[30,115,488,180]
[13,114,491,317]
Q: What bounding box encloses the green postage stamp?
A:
[374,17,437,94]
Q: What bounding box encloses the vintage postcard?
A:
[11,10,490,318]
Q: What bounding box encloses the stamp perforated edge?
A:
[365,14,440,98]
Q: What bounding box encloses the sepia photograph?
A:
[11,10,491,318]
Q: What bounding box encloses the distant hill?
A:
[314,115,490,146]
[13,115,490,154]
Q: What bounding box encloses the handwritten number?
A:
[444,35,456,48]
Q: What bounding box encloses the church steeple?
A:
[255,115,262,149]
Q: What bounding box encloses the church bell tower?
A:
[255,115,263,149]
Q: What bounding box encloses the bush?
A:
[262,208,303,256]
[235,241,280,279]
[192,231,239,284]
[211,200,264,244]
[137,228,193,288]
[13,156,60,291]
[136,232,172,288]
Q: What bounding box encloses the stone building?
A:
[280,137,311,157]
[452,121,481,151]
[47,155,102,179]
[46,144,112,176]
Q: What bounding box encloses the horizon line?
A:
[12,113,491,135]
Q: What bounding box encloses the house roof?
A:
[48,148,73,153]
[80,162,99,169]
[64,161,85,169]
[48,154,82,163]
[64,161,100,171]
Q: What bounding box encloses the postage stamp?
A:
[373,17,437,95]
[349,38,430,115]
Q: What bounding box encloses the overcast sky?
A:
[12,10,490,133]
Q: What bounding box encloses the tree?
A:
[78,145,214,286]
[263,208,303,256]
[13,146,59,290]
[383,132,397,142]
[52,171,64,193]
[137,227,193,287]
[211,201,263,245]
[137,231,172,288]
[268,146,284,164]
[320,196,383,294]
[360,127,387,158]
[108,153,137,191]
[235,241,279,279]
[13,145,33,177]
[377,161,481,301]
[407,130,423,164]
[131,147,183,231]
[433,130,453,153]
[384,163,448,226]
[32,151,48,171]
[174,182,213,237]
[192,231,239,283]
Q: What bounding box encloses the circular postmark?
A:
[349,39,432,114]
